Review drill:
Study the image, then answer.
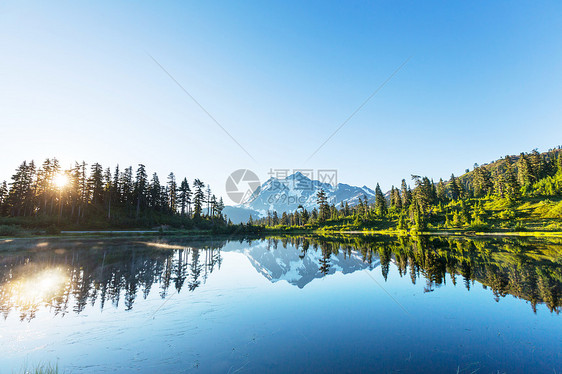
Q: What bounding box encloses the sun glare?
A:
[54,173,69,188]
[7,268,67,309]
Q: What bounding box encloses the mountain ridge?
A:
[223,172,377,223]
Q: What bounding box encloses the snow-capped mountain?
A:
[223,172,376,223]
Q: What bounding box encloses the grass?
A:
[17,362,63,374]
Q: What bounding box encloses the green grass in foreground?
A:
[17,362,64,374]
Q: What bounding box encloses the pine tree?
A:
[134,164,148,218]
[89,163,104,206]
[149,173,162,211]
[504,158,521,203]
[206,185,212,216]
[178,178,191,217]
[0,181,7,215]
[193,179,205,218]
[400,179,411,208]
[517,153,533,187]
[8,161,36,216]
[374,183,387,216]
[449,174,460,200]
[120,166,133,207]
[104,167,113,219]
[210,194,217,216]
[167,172,177,214]
[473,166,493,197]
[436,178,447,202]
[216,197,225,217]
[316,189,329,222]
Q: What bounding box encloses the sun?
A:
[54,173,69,188]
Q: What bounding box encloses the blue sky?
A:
[1,1,561,203]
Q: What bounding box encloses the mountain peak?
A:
[285,171,312,181]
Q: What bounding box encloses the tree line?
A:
[0,158,227,229]
[256,147,562,231]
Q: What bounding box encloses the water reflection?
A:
[0,239,225,321]
[0,235,561,321]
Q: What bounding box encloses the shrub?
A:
[498,208,516,220]
[544,201,562,219]
[45,225,61,235]
[0,225,24,236]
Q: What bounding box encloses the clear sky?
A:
[1,1,561,204]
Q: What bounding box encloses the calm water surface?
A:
[0,235,561,373]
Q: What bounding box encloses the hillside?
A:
[258,147,562,234]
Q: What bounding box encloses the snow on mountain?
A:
[223,172,376,222]
[236,240,380,288]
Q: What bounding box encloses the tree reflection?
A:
[266,234,562,313]
[0,235,561,320]
[0,239,224,321]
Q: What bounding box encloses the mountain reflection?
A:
[0,235,561,321]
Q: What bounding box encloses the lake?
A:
[1,235,561,373]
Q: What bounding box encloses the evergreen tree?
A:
[167,172,177,214]
[517,153,533,187]
[120,166,133,207]
[473,166,493,197]
[206,185,212,216]
[449,174,460,200]
[374,183,387,216]
[134,164,148,218]
[392,187,402,210]
[149,173,162,211]
[436,178,447,202]
[0,181,7,214]
[89,163,104,206]
[216,197,225,217]
[504,157,521,203]
[316,188,329,222]
[103,167,113,219]
[178,178,191,217]
[400,179,411,208]
[192,179,205,218]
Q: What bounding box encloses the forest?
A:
[1,147,562,235]
[0,159,234,233]
[255,147,562,233]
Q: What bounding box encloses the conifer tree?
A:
[393,187,402,210]
[316,189,330,222]
[400,179,411,208]
[193,179,205,218]
[178,178,191,217]
[374,183,387,216]
[167,172,177,214]
[449,174,460,200]
[149,173,162,211]
[0,181,7,214]
[436,178,447,202]
[134,164,148,218]
[89,163,104,206]
[517,153,533,187]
